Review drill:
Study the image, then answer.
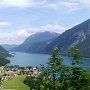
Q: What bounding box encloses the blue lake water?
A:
[8,52,90,70]
[9,52,50,67]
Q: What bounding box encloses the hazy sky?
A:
[0,0,90,44]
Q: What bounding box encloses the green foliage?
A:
[24,75,43,90]
[69,47,81,65]
[0,57,10,66]
[69,47,88,90]
[24,47,89,90]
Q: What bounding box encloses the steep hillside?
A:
[12,31,59,52]
[0,45,11,58]
[26,39,52,53]
[43,19,90,57]
[0,45,11,66]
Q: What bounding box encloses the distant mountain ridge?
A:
[12,31,60,52]
[2,44,18,51]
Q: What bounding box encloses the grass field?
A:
[2,75,29,90]
[1,74,90,90]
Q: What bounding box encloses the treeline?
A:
[0,57,10,66]
[24,47,90,90]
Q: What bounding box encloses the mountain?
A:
[0,45,11,66]
[42,19,90,57]
[12,19,90,57]
[12,31,60,52]
[2,44,18,51]
[26,39,53,53]
[0,45,11,58]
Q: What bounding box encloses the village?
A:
[0,66,40,82]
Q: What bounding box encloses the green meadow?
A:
[2,75,29,90]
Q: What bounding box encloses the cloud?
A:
[20,24,66,35]
[0,0,89,11]
[0,21,11,26]
[43,3,58,10]
[40,24,66,33]
[0,21,11,29]
[80,0,90,7]
[59,1,79,9]
[0,24,66,44]
[0,0,80,11]
[42,0,80,11]
[0,30,29,44]
[0,0,47,8]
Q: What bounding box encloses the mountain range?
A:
[11,19,90,57]
[11,31,60,52]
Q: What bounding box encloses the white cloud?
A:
[20,24,66,35]
[43,3,58,10]
[0,0,89,10]
[0,0,29,8]
[42,0,80,11]
[0,30,29,44]
[0,21,11,26]
[0,0,80,11]
[0,21,11,29]
[0,0,47,8]
[59,1,79,9]
[40,24,66,33]
[0,24,66,44]
[80,0,90,7]
[17,29,29,37]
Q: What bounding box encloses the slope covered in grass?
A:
[2,75,29,90]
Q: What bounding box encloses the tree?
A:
[24,47,64,90]
[40,47,71,90]
[47,47,63,90]
[69,47,88,90]
[24,47,89,90]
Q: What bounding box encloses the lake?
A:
[8,52,90,70]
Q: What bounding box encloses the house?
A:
[33,67,40,77]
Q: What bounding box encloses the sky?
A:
[0,0,90,44]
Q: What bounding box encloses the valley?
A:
[5,19,90,57]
